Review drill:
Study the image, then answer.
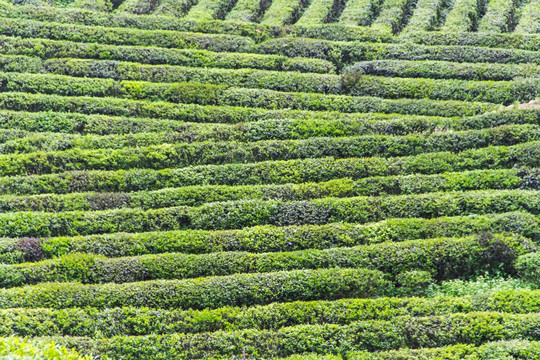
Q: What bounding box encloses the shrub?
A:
[515,253,540,285]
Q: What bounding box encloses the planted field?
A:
[0,0,538,358]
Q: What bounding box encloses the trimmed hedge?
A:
[0,167,538,212]
[260,0,307,26]
[514,1,540,34]
[0,17,256,53]
[0,268,391,309]
[0,189,539,237]
[183,0,235,21]
[402,0,448,32]
[347,340,540,359]
[338,0,381,26]
[0,123,534,176]
[0,110,463,138]
[0,337,89,360]
[295,0,334,25]
[0,36,335,74]
[43,312,540,359]
[0,72,499,115]
[0,106,536,137]
[2,288,540,337]
[477,0,518,33]
[225,0,266,22]
[344,60,540,81]
[0,211,533,263]
[0,139,537,196]
[35,58,539,104]
[441,0,485,32]
[1,233,531,286]
[370,0,413,33]
[0,2,393,42]
[0,92,416,125]
[257,37,540,66]
[400,31,540,52]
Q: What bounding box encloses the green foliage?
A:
[0,268,391,309]
[0,233,530,287]
[38,313,540,358]
[0,140,537,196]
[515,253,540,285]
[0,337,89,359]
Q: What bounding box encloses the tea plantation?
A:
[0,0,539,358]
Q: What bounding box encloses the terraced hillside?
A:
[0,0,539,358]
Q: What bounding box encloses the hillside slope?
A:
[0,0,539,358]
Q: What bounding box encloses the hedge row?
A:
[0,337,89,360]
[0,91,450,125]
[0,36,336,74]
[258,37,540,67]
[2,233,530,287]
[341,74,536,105]
[0,123,534,176]
[338,0,380,26]
[0,72,499,115]
[514,1,540,34]
[0,189,539,237]
[2,288,540,337]
[0,17,256,53]
[402,0,448,32]
[344,60,540,81]
[441,0,484,32]
[36,58,539,104]
[399,31,540,52]
[0,106,531,138]
[0,1,394,42]
[0,211,535,263]
[0,139,537,196]
[0,117,537,154]
[0,110,463,138]
[296,0,335,25]
[8,57,344,94]
[477,0,517,33]
[183,0,234,21]
[370,0,412,33]
[225,0,264,22]
[260,0,306,26]
[347,341,540,360]
[46,312,540,359]
[0,167,538,212]
[0,267,391,309]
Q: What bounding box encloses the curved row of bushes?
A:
[400,31,540,52]
[0,109,456,138]
[0,36,335,74]
[258,37,540,67]
[0,71,502,112]
[0,123,535,174]
[0,288,539,337]
[0,140,536,195]
[299,340,540,360]
[344,60,540,81]
[0,17,257,52]
[2,233,531,287]
[0,91,487,128]
[0,267,391,309]
[0,167,537,212]
[0,1,393,42]
[0,211,535,263]
[0,106,535,137]
[45,312,540,359]
[21,57,538,104]
[0,189,539,237]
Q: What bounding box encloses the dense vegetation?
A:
[0,0,538,358]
